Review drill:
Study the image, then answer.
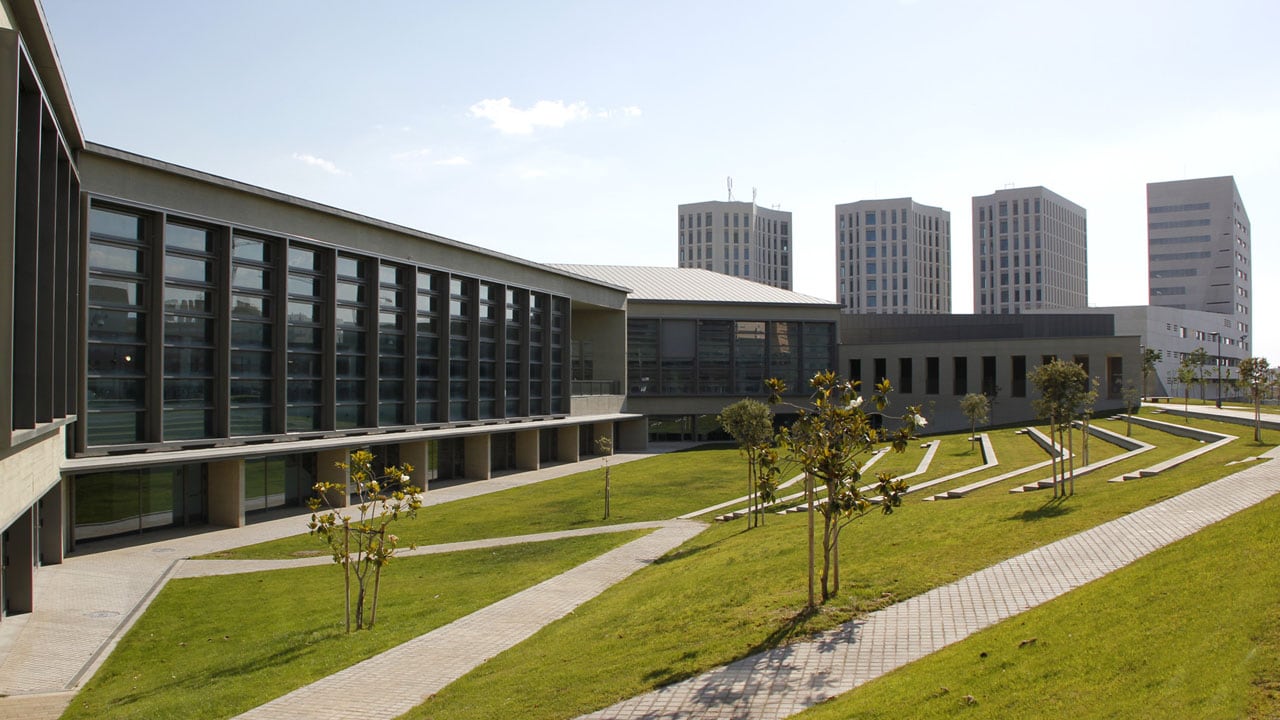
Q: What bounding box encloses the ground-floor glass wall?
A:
[243,453,317,513]
[73,464,206,542]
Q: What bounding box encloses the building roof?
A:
[550,265,835,306]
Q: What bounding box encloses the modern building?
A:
[1055,305,1246,401]
[0,0,840,620]
[972,186,1087,315]
[835,198,951,314]
[1146,176,1251,353]
[677,200,792,290]
[553,265,837,439]
[840,313,1134,433]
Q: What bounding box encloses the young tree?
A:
[597,436,614,519]
[959,393,990,452]
[1141,347,1163,399]
[309,450,423,632]
[1237,357,1271,443]
[1028,360,1092,497]
[1122,380,1142,436]
[1176,357,1197,419]
[1187,347,1210,402]
[768,371,923,604]
[717,398,780,527]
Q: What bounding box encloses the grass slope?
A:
[209,446,752,560]
[795,493,1280,720]
[410,421,1272,719]
[61,531,645,720]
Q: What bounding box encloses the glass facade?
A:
[82,199,572,450]
[627,318,836,396]
[73,464,206,541]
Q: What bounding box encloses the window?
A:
[87,207,150,445]
[230,233,275,435]
[898,357,913,393]
[163,222,217,440]
[1011,356,1027,397]
[953,356,968,395]
[925,356,939,394]
[286,244,325,431]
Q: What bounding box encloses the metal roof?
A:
[550,265,836,305]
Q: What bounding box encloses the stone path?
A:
[232,520,705,720]
[578,446,1280,719]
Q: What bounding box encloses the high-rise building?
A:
[835,198,951,314]
[1147,176,1251,352]
[972,186,1087,314]
[677,200,791,290]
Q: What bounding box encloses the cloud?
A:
[469,98,641,134]
[434,156,471,166]
[292,152,343,175]
[392,147,433,161]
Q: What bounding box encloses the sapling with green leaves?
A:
[768,371,923,604]
[308,449,422,632]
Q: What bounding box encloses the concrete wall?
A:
[0,428,64,536]
[839,335,1136,434]
[79,148,629,312]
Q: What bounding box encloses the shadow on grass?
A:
[1007,495,1077,522]
[641,605,822,689]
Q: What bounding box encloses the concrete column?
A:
[515,429,540,471]
[557,426,580,463]
[207,459,245,529]
[464,434,491,480]
[617,418,649,452]
[316,448,351,508]
[591,421,614,453]
[399,440,433,493]
[37,484,63,566]
[2,509,34,614]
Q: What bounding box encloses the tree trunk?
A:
[806,473,815,609]
[832,526,840,597]
[343,520,351,634]
[1068,425,1075,496]
[370,561,383,630]
[821,515,833,602]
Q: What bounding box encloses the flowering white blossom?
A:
[912,413,928,427]
[848,395,865,409]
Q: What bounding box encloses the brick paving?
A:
[578,446,1280,720]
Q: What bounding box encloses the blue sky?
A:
[43,0,1280,358]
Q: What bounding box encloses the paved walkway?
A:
[0,445,691,718]
[580,445,1280,719]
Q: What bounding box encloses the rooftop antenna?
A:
[727,176,734,201]
[752,187,758,206]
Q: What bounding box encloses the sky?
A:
[41,0,1280,358]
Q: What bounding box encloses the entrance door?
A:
[181,467,207,526]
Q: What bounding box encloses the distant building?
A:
[1146,176,1251,354]
[835,198,951,314]
[677,200,792,290]
[972,186,1087,314]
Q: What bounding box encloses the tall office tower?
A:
[1147,176,1251,349]
[972,186,1087,314]
[835,198,951,313]
[677,200,792,290]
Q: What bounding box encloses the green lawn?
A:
[70,416,1275,720]
[60,531,645,720]
[409,420,1274,719]
[794,493,1280,720]
[207,446,757,560]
